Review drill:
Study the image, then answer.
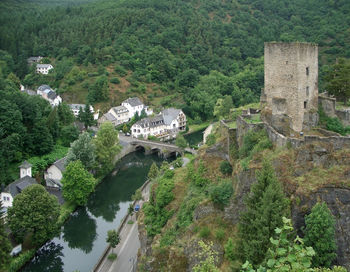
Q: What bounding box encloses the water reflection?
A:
[28,242,64,272]
[62,209,97,253]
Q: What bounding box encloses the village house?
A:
[36,64,53,75]
[20,84,36,96]
[98,106,130,127]
[98,97,153,127]
[44,157,66,184]
[131,108,186,140]
[69,104,99,120]
[37,85,62,107]
[27,56,42,66]
[121,97,153,118]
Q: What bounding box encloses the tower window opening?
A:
[306,67,309,76]
[304,101,307,109]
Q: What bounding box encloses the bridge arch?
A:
[135,145,145,153]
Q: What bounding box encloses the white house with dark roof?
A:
[122,97,153,118]
[27,56,42,66]
[4,161,37,210]
[69,104,98,120]
[131,108,186,140]
[44,157,67,183]
[98,106,130,127]
[36,64,53,74]
[37,85,62,107]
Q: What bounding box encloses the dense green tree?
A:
[148,162,159,180]
[325,58,350,104]
[237,160,289,266]
[7,184,60,246]
[66,132,96,170]
[94,122,121,174]
[304,202,337,268]
[78,104,95,129]
[29,118,54,155]
[0,200,11,271]
[57,103,75,126]
[61,160,96,206]
[175,135,187,148]
[106,230,120,253]
[60,124,79,147]
[213,96,234,119]
[88,76,109,103]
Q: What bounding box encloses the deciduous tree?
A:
[61,160,96,206]
[66,132,96,170]
[7,184,60,246]
[94,122,121,174]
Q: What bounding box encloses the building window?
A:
[304,101,307,109]
[306,67,309,76]
[306,86,309,96]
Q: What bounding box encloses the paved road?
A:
[94,183,150,272]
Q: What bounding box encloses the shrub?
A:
[215,228,225,241]
[173,157,183,168]
[199,226,210,238]
[131,188,143,201]
[239,129,272,159]
[114,65,127,76]
[206,133,216,146]
[107,253,117,261]
[8,249,36,272]
[110,77,120,84]
[220,161,232,175]
[209,180,233,208]
[224,238,235,261]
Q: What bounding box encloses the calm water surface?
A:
[183,128,205,147]
[22,151,166,272]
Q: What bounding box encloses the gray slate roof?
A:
[37,64,52,69]
[46,187,64,205]
[135,114,164,128]
[19,161,32,169]
[47,90,57,100]
[5,176,37,198]
[103,112,117,122]
[69,104,85,110]
[54,157,67,172]
[38,85,52,92]
[123,97,143,107]
[22,89,36,96]
[112,106,128,114]
[162,108,181,125]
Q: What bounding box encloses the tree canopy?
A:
[7,184,60,246]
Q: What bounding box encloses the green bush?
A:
[110,77,120,84]
[215,228,225,241]
[199,226,210,238]
[209,180,233,208]
[107,253,117,261]
[220,161,232,175]
[206,133,216,146]
[114,65,127,76]
[131,188,143,201]
[224,238,235,261]
[239,129,272,160]
[9,249,36,272]
[172,157,183,168]
[319,106,350,135]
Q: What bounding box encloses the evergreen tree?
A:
[0,200,11,271]
[57,102,75,126]
[78,104,95,129]
[304,202,337,268]
[237,160,289,266]
[148,162,159,180]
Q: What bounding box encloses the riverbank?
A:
[93,179,151,272]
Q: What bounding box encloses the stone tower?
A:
[262,42,318,134]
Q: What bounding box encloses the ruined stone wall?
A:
[264,42,318,132]
[319,94,336,117]
[219,120,237,158]
[236,115,264,148]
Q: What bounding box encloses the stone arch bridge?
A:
[130,139,183,158]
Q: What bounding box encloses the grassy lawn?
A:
[244,114,261,124]
[188,121,210,133]
[226,121,237,129]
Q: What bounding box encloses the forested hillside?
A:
[1,0,350,120]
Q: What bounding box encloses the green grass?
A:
[244,114,261,124]
[57,201,77,225]
[188,121,210,133]
[227,121,237,129]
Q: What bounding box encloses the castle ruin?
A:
[261,42,319,134]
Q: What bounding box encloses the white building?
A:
[131,108,186,140]
[37,85,62,107]
[121,97,153,118]
[36,64,53,74]
[69,104,98,120]
[0,192,13,218]
[98,106,130,127]
[44,157,66,183]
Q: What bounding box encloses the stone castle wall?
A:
[264,42,318,132]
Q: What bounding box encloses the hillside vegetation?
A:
[1,0,350,120]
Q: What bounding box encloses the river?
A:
[22,151,166,272]
[183,128,205,148]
